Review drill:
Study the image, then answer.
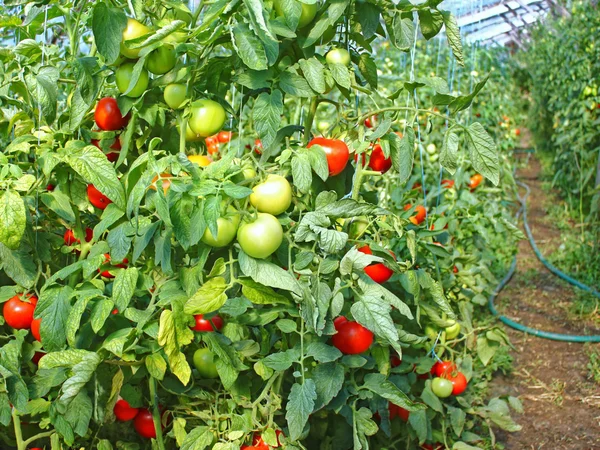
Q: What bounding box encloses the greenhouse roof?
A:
[439,0,552,46]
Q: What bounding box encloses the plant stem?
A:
[12,410,24,450]
[22,431,54,448]
[303,97,318,145]
[149,376,166,450]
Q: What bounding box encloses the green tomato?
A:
[348,216,369,239]
[445,321,461,340]
[426,143,437,154]
[164,84,186,109]
[273,0,317,29]
[121,18,151,59]
[147,45,176,75]
[201,205,240,247]
[189,99,226,137]
[193,348,219,379]
[431,377,453,398]
[250,175,292,216]
[326,48,351,66]
[185,124,202,142]
[115,62,149,98]
[424,325,438,340]
[237,213,283,259]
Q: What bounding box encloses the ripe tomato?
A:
[149,173,173,195]
[253,139,263,154]
[237,213,283,259]
[515,128,521,136]
[432,360,456,377]
[273,0,317,28]
[332,320,373,354]
[391,354,402,367]
[47,184,55,191]
[164,83,186,109]
[389,403,409,422]
[217,131,232,143]
[188,154,212,167]
[333,316,349,330]
[95,97,129,131]
[191,314,224,332]
[92,137,121,162]
[201,205,240,247]
[326,48,351,66]
[99,254,128,279]
[189,99,227,137]
[469,174,484,189]
[3,294,38,329]
[121,18,151,59]
[112,308,119,315]
[114,399,139,421]
[87,184,112,210]
[364,115,376,128]
[441,179,454,189]
[250,175,292,216]
[404,204,426,225]
[134,408,161,439]
[193,348,219,378]
[63,228,93,246]
[115,62,149,98]
[31,318,41,341]
[245,430,283,449]
[452,265,459,274]
[412,182,422,191]
[421,443,443,450]
[444,371,467,395]
[357,245,394,283]
[147,45,176,75]
[307,137,349,176]
[205,135,219,148]
[431,377,453,398]
[32,351,44,365]
[445,321,461,339]
[368,144,392,173]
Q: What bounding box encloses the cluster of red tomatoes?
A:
[113,400,164,439]
[430,360,468,398]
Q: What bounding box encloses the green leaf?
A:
[36,286,72,352]
[464,122,500,185]
[421,380,443,412]
[0,243,36,288]
[145,353,167,381]
[440,130,459,175]
[64,391,93,437]
[239,278,291,305]
[25,67,59,124]
[448,405,466,437]
[253,90,283,150]
[351,294,401,353]
[299,58,326,93]
[184,277,228,315]
[306,342,342,363]
[363,374,426,411]
[328,63,352,90]
[292,154,313,193]
[286,380,317,440]
[157,309,194,385]
[238,252,301,294]
[232,22,268,71]
[263,347,300,371]
[476,336,499,366]
[0,190,26,250]
[92,3,127,64]
[418,9,444,40]
[90,299,114,333]
[306,146,329,181]
[181,426,215,450]
[66,144,126,209]
[392,16,415,51]
[312,362,344,409]
[280,70,315,98]
[358,53,378,89]
[441,10,464,67]
[417,270,455,319]
[112,267,138,312]
[40,190,76,223]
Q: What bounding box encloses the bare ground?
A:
[490,140,600,449]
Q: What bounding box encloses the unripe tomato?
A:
[307,137,349,176]
[404,204,426,225]
[432,360,456,377]
[348,216,369,239]
[134,408,161,439]
[424,325,438,340]
[193,348,219,378]
[114,399,139,421]
[441,179,454,189]
[469,174,484,189]
[431,377,453,398]
[164,84,186,109]
[444,371,468,395]
[115,62,149,98]
[147,45,176,75]
[201,205,240,248]
[87,184,112,210]
[191,314,224,332]
[445,321,461,339]
[3,294,37,330]
[326,48,351,66]
[188,154,212,167]
[273,0,317,28]
[31,317,41,341]
[250,175,292,216]
[368,145,392,173]
[237,213,283,259]
[426,143,437,154]
[189,99,227,137]
[121,18,151,59]
[217,131,232,143]
[332,320,373,354]
[357,245,395,283]
[92,137,121,162]
[95,97,129,131]
[185,124,202,142]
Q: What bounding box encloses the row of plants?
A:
[0,1,521,449]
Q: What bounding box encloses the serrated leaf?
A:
[0,190,26,250]
[465,122,500,185]
[286,380,317,440]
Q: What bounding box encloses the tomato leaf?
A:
[232,22,268,71]
[238,252,302,294]
[440,10,464,67]
[280,70,315,98]
[351,293,402,354]
[112,268,138,312]
[286,380,317,440]
[253,90,283,151]
[36,286,72,352]
[157,308,193,385]
[91,3,127,64]
[0,190,26,250]
[312,362,344,410]
[184,277,229,315]
[145,353,167,381]
[358,52,378,89]
[306,342,342,363]
[263,347,300,371]
[464,122,500,185]
[292,154,313,193]
[418,9,444,40]
[440,129,459,175]
[239,278,291,305]
[299,58,326,94]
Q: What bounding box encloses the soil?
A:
[490,132,600,450]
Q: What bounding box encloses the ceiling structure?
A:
[438,0,557,46]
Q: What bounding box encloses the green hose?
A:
[487,177,600,342]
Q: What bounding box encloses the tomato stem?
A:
[149,376,166,450]
[303,97,318,145]
[12,410,24,450]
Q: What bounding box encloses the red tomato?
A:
[469,174,484,189]
[63,228,93,246]
[114,399,139,421]
[357,245,394,283]
[368,144,392,173]
[333,316,349,330]
[444,371,468,395]
[207,142,219,155]
[307,137,350,176]
[389,403,410,422]
[31,318,41,341]
[111,308,119,315]
[134,408,162,439]
[217,131,232,143]
[191,314,224,332]
[412,182,422,191]
[243,430,283,449]
[364,115,377,128]
[332,320,373,354]
[87,184,112,210]
[254,139,263,155]
[391,354,402,367]
[515,128,521,136]
[404,204,426,225]
[32,351,44,365]
[99,254,129,279]
[3,294,38,329]
[205,135,219,148]
[441,179,455,189]
[92,137,121,162]
[94,97,129,131]
[432,360,457,377]
[46,184,55,191]
[421,444,443,450]
[453,266,458,274]
[475,112,481,118]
